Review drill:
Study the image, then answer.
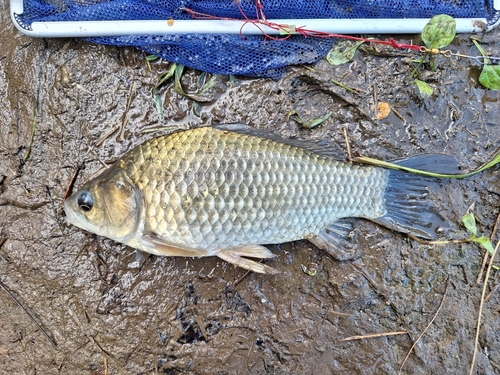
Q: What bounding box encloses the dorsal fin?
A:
[213,124,342,159]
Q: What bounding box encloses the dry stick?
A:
[88,237,108,281]
[342,127,353,162]
[470,240,500,375]
[62,164,82,202]
[484,283,499,303]
[392,108,406,122]
[490,207,500,243]
[476,252,490,285]
[234,269,251,286]
[0,279,57,348]
[476,208,500,284]
[341,331,407,342]
[119,80,135,141]
[399,277,450,375]
[104,356,108,375]
[95,124,120,147]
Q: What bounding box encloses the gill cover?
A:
[64,167,144,243]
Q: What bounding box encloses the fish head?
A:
[64,167,144,243]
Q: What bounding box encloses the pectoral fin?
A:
[217,245,279,274]
[142,233,209,257]
[309,218,361,261]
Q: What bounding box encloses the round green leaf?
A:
[461,212,477,236]
[479,65,500,90]
[421,14,456,49]
[326,40,364,66]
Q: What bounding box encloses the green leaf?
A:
[473,236,494,255]
[471,38,487,59]
[479,65,500,90]
[289,111,332,129]
[462,212,478,237]
[193,101,202,117]
[199,75,218,94]
[146,55,158,61]
[414,79,433,98]
[351,148,500,179]
[152,63,177,93]
[173,65,214,102]
[286,110,300,122]
[279,24,296,35]
[153,91,163,121]
[326,40,365,66]
[421,14,456,49]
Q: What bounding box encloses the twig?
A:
[470,240,500,375]
[476,251,490,285]
[477,208,500,284]
[331,78,366,95]
[234,269,251,286]
[392,107,406,122]
[341,331,407,341]
[351,262,379,290]
[95,124,120,147]
[89,237,108,281]
[491,360,500,372]
[0,279,57,347]
[490,207,500,243]
[399,276,449,374]
[119,80,135,140]
[342,127,353,162]
[407,234,470,246]
[46,185,64,233]
[63,164,82,202]
[484,283,499,303]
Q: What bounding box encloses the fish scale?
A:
[118,127,388,253]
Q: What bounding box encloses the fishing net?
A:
[13,0,500,78]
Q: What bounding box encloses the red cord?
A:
[181,3,422,52]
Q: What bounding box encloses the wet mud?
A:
[1,9,500,375]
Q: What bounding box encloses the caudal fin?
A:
[372,154,459,239]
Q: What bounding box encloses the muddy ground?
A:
[1,8,500,375]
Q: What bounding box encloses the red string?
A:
[181,4,422,52]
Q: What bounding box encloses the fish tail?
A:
[372,154,458,239]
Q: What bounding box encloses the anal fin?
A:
[217,245,279,274]
[309,218,361,261]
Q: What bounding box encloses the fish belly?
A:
[121,127,389,253]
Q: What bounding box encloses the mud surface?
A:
[1,9,500,375]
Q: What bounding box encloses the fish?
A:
[64,124,455,274]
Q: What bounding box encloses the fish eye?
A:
[77,191,93,212]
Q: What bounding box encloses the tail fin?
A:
[372,154,459,239]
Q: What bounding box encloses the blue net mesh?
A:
[15,0,499,78]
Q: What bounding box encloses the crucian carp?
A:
[64,124,454,274]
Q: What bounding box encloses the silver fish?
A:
[64,124,451,273]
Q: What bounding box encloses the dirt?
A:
[1,8,500,375]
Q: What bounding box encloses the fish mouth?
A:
[63,198,82,227]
